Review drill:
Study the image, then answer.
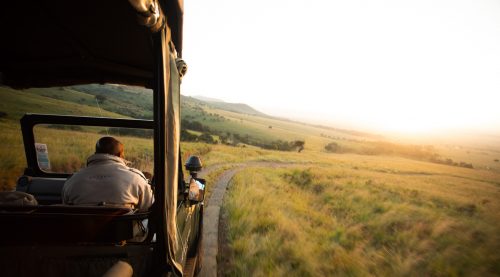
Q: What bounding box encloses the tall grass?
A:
[222,159,500,276]
[0,122,26,191]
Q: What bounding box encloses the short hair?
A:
[95,136,124,157]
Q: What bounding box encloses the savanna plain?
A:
[0,85,499,276]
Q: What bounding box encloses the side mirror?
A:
[185,156,205,203]
[187,178,205,203]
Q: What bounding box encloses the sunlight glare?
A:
[183,0,500,135]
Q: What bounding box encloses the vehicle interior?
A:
[1,114,155,243]
[0,0,201,276]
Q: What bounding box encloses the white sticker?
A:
[35,143,51,171]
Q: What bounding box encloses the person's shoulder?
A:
[128,168,148,183]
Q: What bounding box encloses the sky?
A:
[181,0,500,136]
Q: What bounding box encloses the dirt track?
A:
[197,162,296,277]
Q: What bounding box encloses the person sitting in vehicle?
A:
[62,136,153,212]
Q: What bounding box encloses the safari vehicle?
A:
[0,0,204,276]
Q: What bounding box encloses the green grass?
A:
[70,84,155,119]
[0,86,127,121]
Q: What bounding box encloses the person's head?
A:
[95,136,124,158]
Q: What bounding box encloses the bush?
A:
[0,111,7,118]
[101,127,153,139]
[182,119,210,132]
[258,140,297,151]
[325,142,340,153]
[283,169,313,188]
[293,140,305,152]
[95,95,106,103]
[459,162,473,169]
[180,129,198,142]
[430,156,473,169]
[198,132,216,144]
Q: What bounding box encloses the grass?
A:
[222,153,500,276]
[0,86,127,121]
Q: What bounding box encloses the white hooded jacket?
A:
[62,153,153,212]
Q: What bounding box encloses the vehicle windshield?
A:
[33,124,154,175]
[0,84,154,190]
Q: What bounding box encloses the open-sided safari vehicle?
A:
[0,0,204,276]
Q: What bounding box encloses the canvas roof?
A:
[0,0,183,89]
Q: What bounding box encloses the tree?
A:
[198,132,215,144]
[180,129,198,142]
[292,140,305,152]
[95,95,106,103]
[325,142,340,153]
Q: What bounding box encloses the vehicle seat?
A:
[0,205,149,244]
[16,175,66,205]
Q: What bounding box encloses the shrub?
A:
[258,140,296,151]
[293,140,305,152]
[283,169,313,188]
[459,162,473,169]
[325,142,340,153]
[181,119,210,132]
[198,132,216,144]
[95,95,106,103]
[456,204,477,216]
[180,129,198,142]
[101,127,153,139]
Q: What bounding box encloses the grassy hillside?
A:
[70,84,155,119]
[204,101,265,116]
[0,86,127,121]
[192,96,265,116]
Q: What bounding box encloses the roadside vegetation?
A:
[222,158,500,276]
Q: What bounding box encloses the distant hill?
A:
[193,95,224,102]
[191,96,265,116]
[191,95,380,139]
[206,102,265,116]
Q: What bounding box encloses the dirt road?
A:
[198,162,296,277]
